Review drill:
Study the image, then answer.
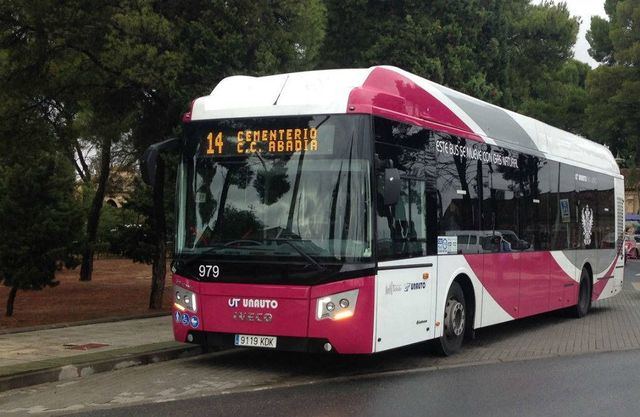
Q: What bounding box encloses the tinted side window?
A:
[520,155,551,250]
[481,146,523,252]
[374,118,436,261]
[551,163,577,250]
[597,174,615,248]
[576,168,599,249]
[436,135,481,254]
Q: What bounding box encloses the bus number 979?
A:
[199,265,220,279]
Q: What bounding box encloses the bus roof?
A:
[191,66,620,176]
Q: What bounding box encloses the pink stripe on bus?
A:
[347,67,483,142]
[465,251,580,319]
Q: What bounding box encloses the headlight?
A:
[316,289,358,321]
[174,286,197,312]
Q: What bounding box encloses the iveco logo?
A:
[233,311,273,323]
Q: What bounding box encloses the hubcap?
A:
[444,299,465,338]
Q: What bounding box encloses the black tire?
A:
[571,268,592,318]
[435,281,466,356]
[635,248,639,259]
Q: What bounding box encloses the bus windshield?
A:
[176,114,373,270]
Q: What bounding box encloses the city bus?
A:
[142,66,624,355]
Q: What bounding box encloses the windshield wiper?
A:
[173,239,327,273]
[263,238,327,272]
[173,242,267,270]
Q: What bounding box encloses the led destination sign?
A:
[203,127,330,156]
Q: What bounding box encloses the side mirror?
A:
[384,168,401,205]
[141,138,181,187]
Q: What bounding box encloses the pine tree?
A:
[0,107,83,317]
[586,0,640,164]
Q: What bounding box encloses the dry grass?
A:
[0,259,172,329]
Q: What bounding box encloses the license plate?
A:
[234,334,277,349]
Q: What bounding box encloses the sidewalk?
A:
[0,316,201,392]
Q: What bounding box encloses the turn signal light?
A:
[333,310,354,320]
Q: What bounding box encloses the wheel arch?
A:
[452,273,476,337]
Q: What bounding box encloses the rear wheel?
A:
[571,268,592,318]
[435,282,466,356]
[634,248,639,259]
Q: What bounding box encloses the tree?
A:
[585,0,640,164]
[319,0,578,108]
[132,0,327,308]
[320,0,508,101]
[506,1,579,107]
[0,101,83,316]
[0,0,185,284]
[517,59,591,134]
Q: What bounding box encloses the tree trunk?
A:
[149,157,166,309]
[80,136,112,281]
[5,286,17,317]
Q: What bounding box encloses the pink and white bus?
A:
[144,66,624,355]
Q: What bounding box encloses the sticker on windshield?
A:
[437,236,458,255]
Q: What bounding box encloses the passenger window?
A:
[436,135,481,254]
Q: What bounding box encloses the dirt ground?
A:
[0,259,172,330]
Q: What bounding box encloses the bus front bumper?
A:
[171,275,376,354]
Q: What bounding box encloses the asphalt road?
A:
[67,348,640,417]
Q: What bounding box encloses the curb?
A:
[0,341,202,393]
[0,312,171,335]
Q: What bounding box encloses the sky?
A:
[535,0,607,67]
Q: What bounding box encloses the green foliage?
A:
[106,176,156,264]
[587,16,614,64]
[108,224,155,263]
[608,0,640,66]
[319,0,578,108]
[1,0,327,276]
[97,205,140,244]
[505,1,579,107]
[0,111,83,296]
[586,0,640,164]
[107,171,175,263]
[129,0,327,150]
[518,60,591,134]
[320,0,509,101]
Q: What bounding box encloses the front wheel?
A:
[435,281,466,356]
[571,268,592,318]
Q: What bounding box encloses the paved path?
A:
[0,317,173,368]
